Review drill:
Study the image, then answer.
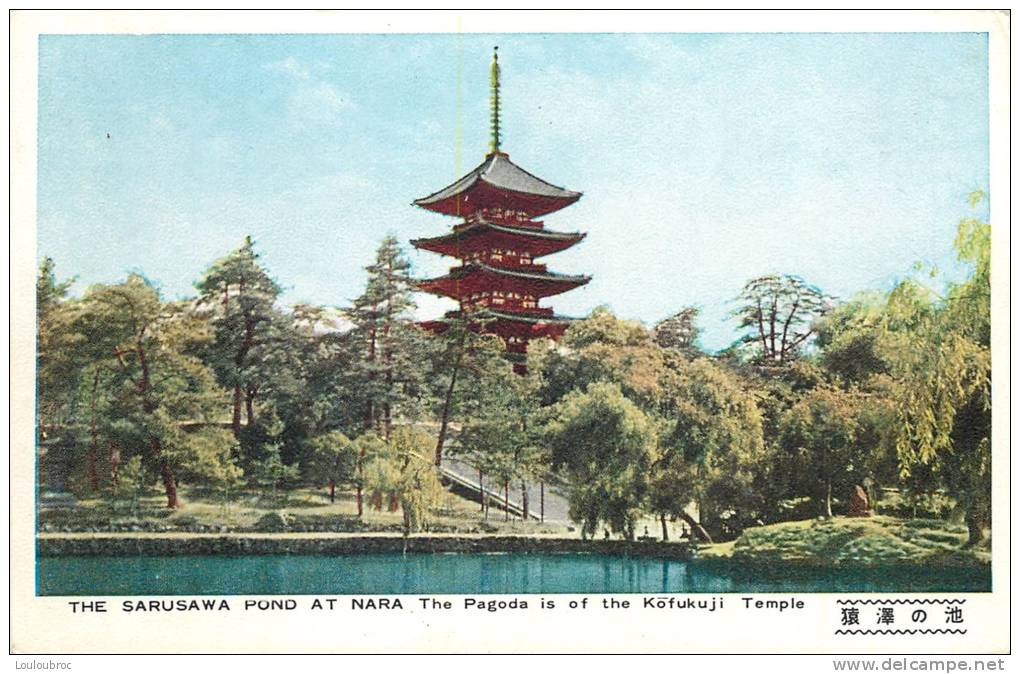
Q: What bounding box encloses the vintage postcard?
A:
[9,10,1011,656]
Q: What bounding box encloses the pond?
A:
[37,553,990,595]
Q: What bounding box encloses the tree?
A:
[250,443,300,503]
[456,354,546,521]
[360,427,446,534]
[74,274,224,508]
[652,307,701,354]
[732,274,834,364]
[36,258,82,436]
[653,355,766,541]
[879,196,991,545]
[778,385,864,518]
[348,235,422,438]
[536,306,666,409]
[348,236,424,516]
[195,236,282,438]
[543,382,658,540]
[304,431,358,503]
[815,294,890,386]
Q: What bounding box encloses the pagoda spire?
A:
[489,46,501,154]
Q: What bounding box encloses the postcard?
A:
[9,9,1011,655]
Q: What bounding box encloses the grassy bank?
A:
[38,485,571,536]
[697,516,990,568]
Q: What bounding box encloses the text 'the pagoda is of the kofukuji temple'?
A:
[412,47,590,372]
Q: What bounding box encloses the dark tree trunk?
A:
[504,481,509,522]
[328,480,336,504]
[434,330,467,466]
[521,481,529,521]
[660,513,669,541]
[245,390,256,427]
[540,481,545,523]
[964,504,987,547]
[86,444,99,493]
[479,469,485,512]
[232,384,243,437]
[356,446,365,518]
[679,511,712,544]
[160,461,179,509]
[86,368,101,492]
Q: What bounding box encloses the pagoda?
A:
[412,48,590,370]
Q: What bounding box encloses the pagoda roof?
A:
[423,308,579,325]
[468,308,578,325]
[416,262,590,300]
[410,221,585,258]
[414,152,581,217]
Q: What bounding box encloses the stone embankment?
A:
[36,533,695,559]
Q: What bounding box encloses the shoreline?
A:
[36,532,696,559]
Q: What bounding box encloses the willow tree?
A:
[881,196,991,545]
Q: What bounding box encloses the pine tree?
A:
[195,236,281,437]
[347,235,422,516]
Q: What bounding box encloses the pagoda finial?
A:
[489,46,501,154]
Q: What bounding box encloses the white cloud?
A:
[265,56,354,124]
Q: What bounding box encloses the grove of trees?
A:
[35,195,993,544]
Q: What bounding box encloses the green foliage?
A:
[652,307,701,354]
[720,517,984,569]
[303,431,357,487]
[815,294,890,385]
[348,236,426,438]
[34,191,992,547]
[876,198,991,543]
[544,381,658,539]
[655,356,766,536]
[112,456,149,515]
[778,385,865,517]
[361,427,447,533]
[456,352,545,493]
[250,444,300,501]
[36,258,81,433]
[538,307,665,408]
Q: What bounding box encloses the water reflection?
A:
[37,553,990,596]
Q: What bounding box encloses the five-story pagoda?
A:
[412,48,589,370]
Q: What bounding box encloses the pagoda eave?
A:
[411,223,585,259]
[414,182,580,218]
[416,264,590,300]
[418,310,577,340]
[413,154,582,218]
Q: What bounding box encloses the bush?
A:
[254,511,291,532]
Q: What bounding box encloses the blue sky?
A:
[37,32,989,351]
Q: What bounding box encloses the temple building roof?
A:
[410,220,585,258]
[416,262,590,299]
[413,152,581,217]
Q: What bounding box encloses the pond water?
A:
[37,553,990,595]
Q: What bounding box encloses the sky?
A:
[37,32,989,351]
